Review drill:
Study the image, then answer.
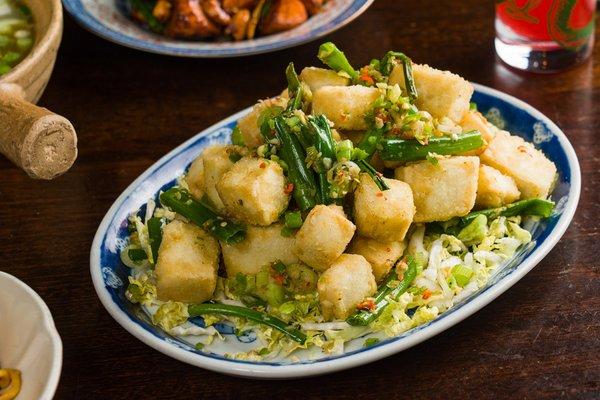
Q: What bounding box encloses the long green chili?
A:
[147,217,163,264]
[307,115,337,204]
[459,199,555,227]
[347,256,418,326]
[317,42,359,81]
[285,62,304,111]
[356,159,389,191]
[273,117,318,211]
[358,126,385,158]
[159,188,246,244]
[188,303,307,344]
[379,131,484,162]
[379,51,418,100]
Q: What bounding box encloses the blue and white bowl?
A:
[62,0,374,57]
[90,84,580,378]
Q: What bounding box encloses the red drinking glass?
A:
[495,0,596,72]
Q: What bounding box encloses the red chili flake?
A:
[272,273,285,285]
[259,162,266,169]
[356,299,376,311]
[376,192,384,197]
[284,183,294,194]
[376,110,390,122]
[359,67,375,85]
[422,290,432,300]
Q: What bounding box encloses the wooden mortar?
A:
[0,0,77,180]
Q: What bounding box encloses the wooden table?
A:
[1,0,598,398]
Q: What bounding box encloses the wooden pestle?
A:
[0,83,77,180]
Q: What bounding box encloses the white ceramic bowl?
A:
[0,272,62,399]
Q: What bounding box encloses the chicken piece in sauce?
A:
[165,0,221,38]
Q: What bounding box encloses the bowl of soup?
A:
[0,0,62,103]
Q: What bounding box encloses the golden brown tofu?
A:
[349,236,406,282]
[185,154,205,199]
[311,85,380,130]
[299,67,350,92]
[237,96,288,149]
[217,157,290,226]
[293,205,355,271]
[389,63,473,122]
[476,165,521,209]
[201,145,244,212]
[221,224,298,277]
[317,254,377,320]
[155,220,219,303]
[459,110,496,155]
[395,156,480,222]
[480,131,557,199]
[353,174,415,242]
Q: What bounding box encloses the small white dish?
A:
[0,272,62,399]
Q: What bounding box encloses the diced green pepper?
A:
[451,265,473,287]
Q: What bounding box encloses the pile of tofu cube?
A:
[152,62,557,323]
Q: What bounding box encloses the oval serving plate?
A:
[90,84,580,379]
[62,0,374,58]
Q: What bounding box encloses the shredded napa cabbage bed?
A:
[124,205,533,361]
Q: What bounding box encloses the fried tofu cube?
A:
[311,85,380,130]
[395,156,480,222]
[221,223,298,277]
[317,254,377,320]
[217,156,290,226]
[349,236,406,282]
[480,131,557,199]
[185,154,205,199]
[293,205,356,271]
[299,67,350,92]
[476,165,521,209]
[202,144,245,212]
[460,110,496,143]
[237,96,288,149]
[155,220,220,303]
[389,63,473,122]
[353,174,415,242]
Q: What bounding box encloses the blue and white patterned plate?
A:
[62,0,374,57]
[90,84,580,378]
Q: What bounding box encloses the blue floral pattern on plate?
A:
[90,84,580,378]
[62,0,374,57]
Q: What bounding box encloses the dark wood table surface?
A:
[1,0,598,398]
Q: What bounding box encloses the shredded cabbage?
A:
[128,211,534,360]
[152,301,189,331]
[125,274,156,306]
